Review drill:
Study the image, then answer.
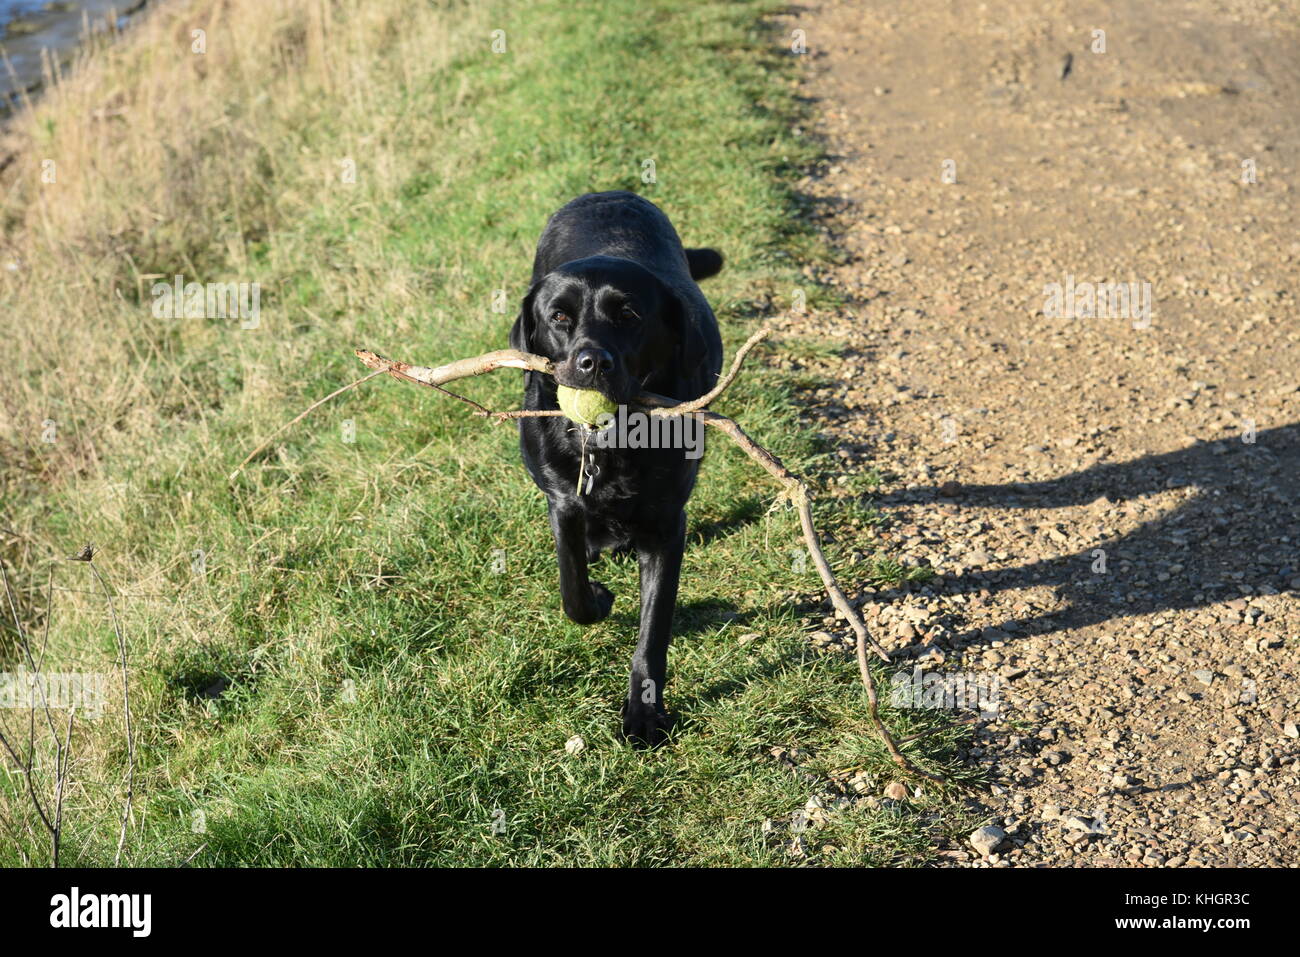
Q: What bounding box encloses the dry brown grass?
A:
[1,0,476,504]
[0,0,489,864]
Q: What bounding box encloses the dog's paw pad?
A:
[620,700,672,749]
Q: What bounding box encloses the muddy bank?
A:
[1,0,151,114]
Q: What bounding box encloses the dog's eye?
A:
[550,310,569,323]
[619,305,639,321]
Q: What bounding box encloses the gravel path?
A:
[779,0,1300,865]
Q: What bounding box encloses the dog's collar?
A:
[573,429,600,495]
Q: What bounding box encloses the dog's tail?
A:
[685,248,724,281]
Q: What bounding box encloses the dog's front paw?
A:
[564,581,614,625]
[588,581,614,621]
[620,697,672,749]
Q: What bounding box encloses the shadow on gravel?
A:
[880,422,1299,645]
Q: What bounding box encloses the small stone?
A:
[1284,722,1299,739]
[939,480,962,497]
[848,770,873,793]
[1192,669,1215,687]
[1064,815,1105,835]
[884,781,909,801]
[970,825,1007,856]
[770,746,811,766]
[564,735,585,755]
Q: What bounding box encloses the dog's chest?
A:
[567,440,654,499]
[563,439,694,518]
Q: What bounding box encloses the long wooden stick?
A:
[355,348,554,386]
[353,337,893,663]
[355,349,569,422]
[693,410,939,782]
[228,331,941,781]
[343,331,937,783]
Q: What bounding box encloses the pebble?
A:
[970,826,1007,856]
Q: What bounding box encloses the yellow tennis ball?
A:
[556,385,617,428]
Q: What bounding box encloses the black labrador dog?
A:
[509,191,724,746]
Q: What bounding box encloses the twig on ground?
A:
[75,549,135,867]
[0,553,133,866]
[0,560,56,844]
[180,843,208,867]
[52,703,74,868]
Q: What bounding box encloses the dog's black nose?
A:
[574,347,614,376]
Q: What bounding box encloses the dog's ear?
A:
[509,281,541,353]
[660,281,710,376]
[685,247,724,281]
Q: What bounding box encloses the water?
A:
[0,1,146,107]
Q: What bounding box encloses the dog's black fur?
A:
[509,191,723,746]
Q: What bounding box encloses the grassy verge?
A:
[0,0,976,866]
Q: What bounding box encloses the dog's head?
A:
[509,256,705,404]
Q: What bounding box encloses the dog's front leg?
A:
[622,510,686,748]
[548,500,614,625]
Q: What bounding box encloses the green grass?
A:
[0,0,976,866]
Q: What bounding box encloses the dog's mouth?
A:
[553,362,638,405]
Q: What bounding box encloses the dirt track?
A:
[782,0,1300,865]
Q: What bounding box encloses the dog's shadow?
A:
[690,497,768,549]
[602,594,754,637]
[881,422,1299,647]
